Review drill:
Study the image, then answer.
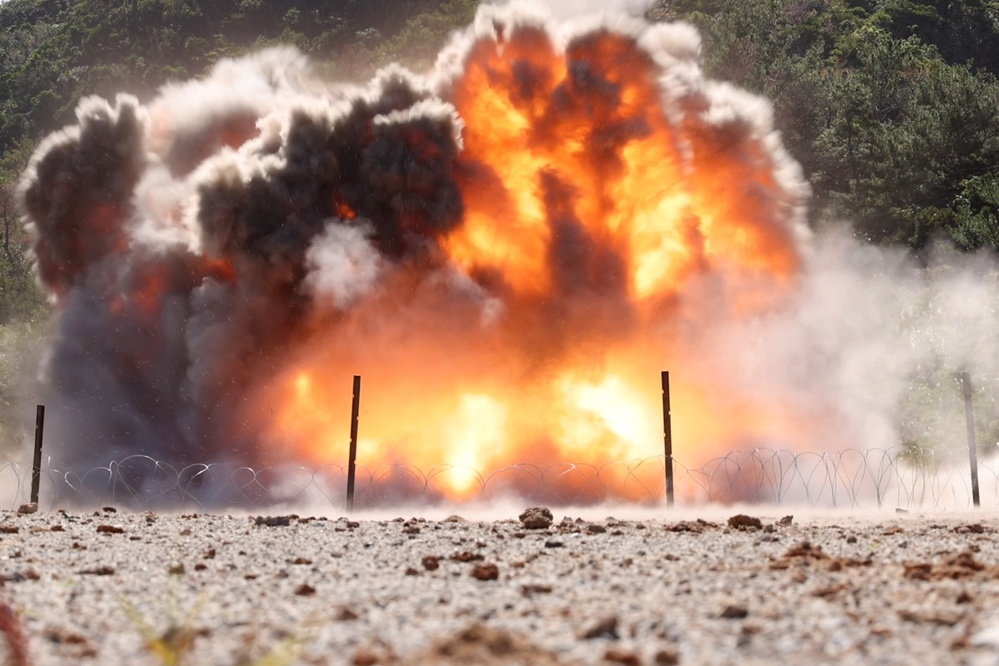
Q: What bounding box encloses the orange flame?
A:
[241,17,810,502]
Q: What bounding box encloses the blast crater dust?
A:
[17,2,999,506]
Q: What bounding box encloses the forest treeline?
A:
[1,0,998,326]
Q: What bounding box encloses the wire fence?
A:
[1,447,997,511]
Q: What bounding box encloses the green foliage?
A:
[951,175,999,251]
[0,143,46,326]
[0,0,474,153]
[0,317,49,457]
[649,0,999,254]
[815,31,999,249]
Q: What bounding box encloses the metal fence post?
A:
[30,405,45,506]
[346,375,361,512]
[962,371,981,507]
[662,371,674,507]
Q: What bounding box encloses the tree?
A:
[0,142,46,325]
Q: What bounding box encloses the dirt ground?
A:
[2,507,999,665]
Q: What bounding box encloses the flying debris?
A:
[20,3,819,503]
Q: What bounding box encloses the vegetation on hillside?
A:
[652,0,999,251]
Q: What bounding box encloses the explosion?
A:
[19,3,816,504]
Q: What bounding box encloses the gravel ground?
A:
[3,506,999,665]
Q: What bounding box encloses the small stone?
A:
[521,584,553,597]
[655,647,681,665]
[422,556,440,571]
[78,566,115,576]
[405,567,419,576]
[96,525,124,534]
[471,563,499,581]
[582,616,619,640]
[254,515,293,527]
[898,608,961,626]
[720,605,749,619]
[102,506,117,513]
[587,524,607,534]
[544,540,563,548]
[777,515,793,526]
[294,583,316,596]
[352,649,379,666]
[727,515,763,530]
[17,503,37,515]
[519,507,553,530]
[450,551,484,563]
[337,607,359,621]
[168,563,185,575]
[604,647,640,665]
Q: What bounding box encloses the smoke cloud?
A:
[16,2,999,505]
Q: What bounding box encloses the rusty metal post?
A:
[662,371,674,507]
[30,405,45,506]
[346,375,361,512]
[962,371,981,507]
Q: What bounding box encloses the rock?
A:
[898,608,961,626]
[521,584,553,598]
[254,515,293,527]
[352,649,380,666]
[655,647,681,664]
[727,515,763,530]
[450,551,484,563]
[519,507,553,530]
[413,623,561,665]
[604,647,640,665]
[582,616,620,640]
[294,583,316,596]
[337,607,359,621]
[777,515,793,526]
[471,563,499,581]
[78,566,115,576]
[664,519,717,533]
[16,503,37,515]
[720,604,749,619]
[422,555,441,571]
